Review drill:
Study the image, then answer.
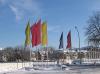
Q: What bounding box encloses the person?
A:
[94,61,96,65]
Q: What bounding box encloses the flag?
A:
[25,21,31,47]
[66,31,72,48]
[31,23,36,47]
[36,19,41,45]
[59,32,63,49]
[31,19,41,47]
[42,22,48,46]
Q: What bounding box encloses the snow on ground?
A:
[1,62,100,74]
[0,62,56,73]
[1,67,100,74]
[0,67,72,74]
[0,62,33,73]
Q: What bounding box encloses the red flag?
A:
[31,23,36,47]
[35,19,41,45]
[66,31,72,48]
[31,19,41,47]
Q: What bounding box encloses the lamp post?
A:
[75,26,81,64]
[75,26,80,51]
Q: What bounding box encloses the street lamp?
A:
[75,26,81,64]
[75,26,80,51]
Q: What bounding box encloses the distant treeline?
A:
[0,46,65,62]
[0,46,30,62]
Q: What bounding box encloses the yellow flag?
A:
[42,22,48,46]
[25,21,31,46]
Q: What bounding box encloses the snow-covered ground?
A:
[1,62,100,74]
[1,66,100,74]
[0,62,33,73]
[0,62,57,73]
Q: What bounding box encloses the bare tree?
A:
[85,11,100,47]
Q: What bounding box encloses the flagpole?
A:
[63,47,64,65]
[59,32,64,65]
[41,44,44,68]
[46,45,48,67]
[62,32,64,65]
[36,46,38,66]
[26,45,31,67]
[46,25,48,67]
[29,45,31,66]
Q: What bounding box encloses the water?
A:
[2,68,100,74]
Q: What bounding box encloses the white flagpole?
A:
[36,46,38,64]
[63,48,64,64]
[29,45,31,66]
[63,33,64,65]
[41,44,44,68]
[36,46,39,66]
[46,46,48,67]
[26,45,31,67]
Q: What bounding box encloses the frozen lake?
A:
[1,68,100,74]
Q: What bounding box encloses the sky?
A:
[0,0,100,49]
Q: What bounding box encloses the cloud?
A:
[10,5,23,20]
[8,0,41,21]
[48,25,61,33]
